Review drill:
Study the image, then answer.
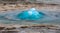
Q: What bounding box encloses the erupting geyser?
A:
[17,8,44,20]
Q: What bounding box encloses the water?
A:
[0,9,60,25]
[17,8,44,20]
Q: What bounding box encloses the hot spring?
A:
[0,8,60,25]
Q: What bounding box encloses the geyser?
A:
[17,8,44,20]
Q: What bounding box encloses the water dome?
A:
[17,8,44,20]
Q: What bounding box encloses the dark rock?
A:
[2,30,19,33]
[0,27,5,30]
[5,27,16,30]
[20,26,29,28]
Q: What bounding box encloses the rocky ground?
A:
[0,24,59,33]
[0,4,60,12]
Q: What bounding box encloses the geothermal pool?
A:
[0,8,60,25]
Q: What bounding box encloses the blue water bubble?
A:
[17,8,44,20]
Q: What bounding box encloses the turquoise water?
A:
[17,8,45,20]
[0,9,60,25]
